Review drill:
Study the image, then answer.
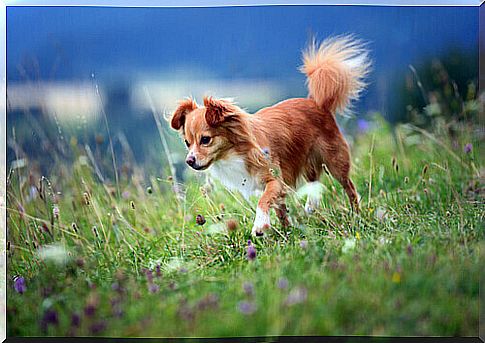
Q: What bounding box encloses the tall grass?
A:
[5,69,484,337]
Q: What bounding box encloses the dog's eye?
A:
[200,136,211,145]
[184,139,190,147]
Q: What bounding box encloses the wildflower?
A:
[71,313,81,327]
[121,191,130,199]
[219,203,226,212]
[52,205,60,219]
[155,264,162,277]
[148,283,160,293]
[299,240,308,249]
[89,321,107,335]
[247,240,257,261]
[238,301,257,315]
[277,277,289,290]
[196,214,206,226]
[355,232,361,240]
[357,119,370,133]
[143,268,154,283]
[226,219,238,232]
[243,282,254,296]
[406,244,413,256]
[13,276,26,294]
[342,238,356,253]
[42,309,59,326]
[464,143,472,154]
[391,272,401,283]
[197,293,219,311]
[285,286,308,306]
[84,303,96,317]
[375,207,387,221]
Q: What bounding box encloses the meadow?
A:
[6,80,484,338]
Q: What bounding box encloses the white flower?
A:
[37,243,69,266]
[342,238,356,253]
[375,207,387,221]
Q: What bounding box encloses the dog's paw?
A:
[304,195,321,215]
[251,207,271,237]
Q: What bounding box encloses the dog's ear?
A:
[171,98,197,130]
[204,96,237,127]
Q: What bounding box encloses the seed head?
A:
[52,205,60,219]
[226,219,238,232]
[196,214,206,226]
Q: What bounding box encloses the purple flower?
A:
[357,119,370,133]
[71,313,81,327]
[14,276,26,294]
[84,304,97,317]
[242,282,254,296]
[42,309,59,325]
[238,301,257,315]
[197,293,219,311]
[89,321,107,335]
[299,240,308,249]
[464,143,472,154]
[247,240,257,261]
[277,277,289,290]
[148,283,160,293]
[144,268,154,283]
[122,191,130,199]
[156,264,162,277]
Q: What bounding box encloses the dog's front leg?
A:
[252,179,284,237]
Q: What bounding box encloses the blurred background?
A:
[6,5,480,180]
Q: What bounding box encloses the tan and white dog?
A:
[170,36,371,236]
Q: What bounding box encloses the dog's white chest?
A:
[208,157,262,200]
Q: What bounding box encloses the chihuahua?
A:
[170,35,371,236]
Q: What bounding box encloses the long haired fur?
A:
[171,35,371,237]
[300,35,371,115]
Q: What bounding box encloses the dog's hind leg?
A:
[323,150,360,212]
[303,151,324,215]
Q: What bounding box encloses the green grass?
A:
[6,114,484,338]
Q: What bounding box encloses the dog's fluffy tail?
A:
[300,35,371,115]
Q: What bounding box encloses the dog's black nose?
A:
[186,155,196,167]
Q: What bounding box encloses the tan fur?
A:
[170,36,371,236]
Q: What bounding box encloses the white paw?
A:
[304,194,321,215]
[251,207,271,237]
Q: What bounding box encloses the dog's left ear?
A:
[204,96,237,127]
